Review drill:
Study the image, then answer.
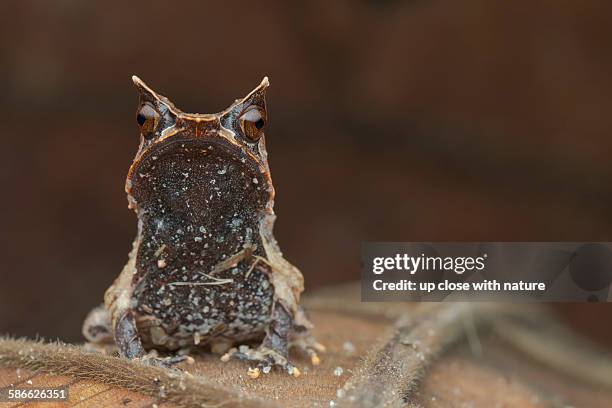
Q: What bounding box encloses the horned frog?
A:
[83,76,323,377]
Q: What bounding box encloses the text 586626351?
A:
[0,386,69,402]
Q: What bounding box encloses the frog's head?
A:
[125,76,274,212]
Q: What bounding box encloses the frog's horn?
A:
[221,77,269,117]
[131,75,175,108]
[239,77,269,105]
[132,75,158,97]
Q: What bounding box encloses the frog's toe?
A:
[290,333,326,366]
[251,358,300,378]
[305,348,321,366]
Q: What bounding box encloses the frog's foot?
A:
[290,332,326,366]
[221,345,300,378]
[82,304,113,344]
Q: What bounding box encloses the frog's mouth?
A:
[125,135,271,211]
[127,134,263,191]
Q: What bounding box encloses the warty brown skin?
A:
[83,76,322,376]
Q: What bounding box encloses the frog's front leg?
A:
[82,303,147,359]
[223,303,325,377]
[103,254,186,367]
[114,309,146,359]
[223,302,299,377]
[289,305,326,366]
[113,307,188,367]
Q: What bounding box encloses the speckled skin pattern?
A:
[132,135,274,347]
[83,77,320,374]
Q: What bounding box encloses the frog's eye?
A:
[136,103,160,138]
[239,107,266,142]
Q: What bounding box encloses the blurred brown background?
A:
[1,1,611,346]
